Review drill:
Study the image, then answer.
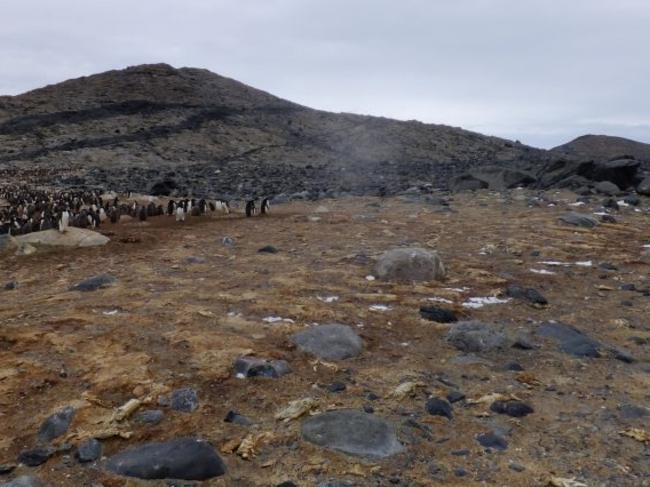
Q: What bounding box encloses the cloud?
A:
[1,0,648,148]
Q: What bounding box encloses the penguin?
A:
[58,210,70,233]
[99,207,107,222]
[198,199,207,214]
[175,205,186,222]
[208,201,216,212]
[215,199,230,214]
[109,208,119,224]
[245,199,257,218]
[167,200,176,216]
[260,198,271,215]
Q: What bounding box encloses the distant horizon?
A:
[2,1,649,149]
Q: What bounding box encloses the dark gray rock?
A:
[419,306,457,323]
[538,321,602,357]
[374,247,446,282]
[0,464,16,474]
[559,212,598,228]
[105,438,226,480]
[37,406,76,443]
[327,382,347,393]
[490,400,534,417]
[301,410,403,458]
[2,476,47,487]
[76,438,102,463]
[425,398,453,419]
[589,159,640,189]
[594,181,621,196]
[4,281,18,290]
[446,391,466,403]
[623,194,640,206]
[316,480,355,487]
[477,431,508,451]
[17,448,52,467]
[169,388,199,413]
[133,409,164,425]
[258,245,278,254]
[69,273,117,292]
[469,166,537,191]
[291,324,363,361]
[446,321,509,353]
[637,176,650,195]
[233,356,290,379]
[450,174,488,192]
[224,411,253,426]
[603,198,620,210]
[618,404,650,420]
[506,285,548,306]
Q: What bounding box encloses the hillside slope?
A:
[553,135,650,163]
[0,64,552,197]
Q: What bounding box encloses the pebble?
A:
[166,388,199,413]
[490,400,534,417]
[419,306,457,323]
[327,382,347,393]
[222,236,235,247]
[233,356,290,379]
[69,273,117,292]
[301,410,403,458]
[76,438,102,463]
[106,438,226,480]
[224,411,253,426]
[133,409,164,425]
[258,245,278,253]
[446,391,466,403]
[291,324,363,361]
[476,431,508,450]
[37,406,76,443]
[4,281,18,290]
[425,398,453,419]
[17,448,52,467]
[505,284,548,306]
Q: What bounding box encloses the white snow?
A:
[530,269,556,275]
[263,316,295,323]
[317,296,339,303]
[369,304,392,312]
[426,297,454,304]
[461,297,511,309]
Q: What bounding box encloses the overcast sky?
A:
[1,0,648,148]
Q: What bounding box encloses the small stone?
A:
[559,212,598,228]
[76,438,102,463]
[451,449,470,456]
[620,283,636,291]
[446,321,509,353]
[419,306,457,323]
[18,448,52,467]
[316,480,355,487]
[106,438,226,480]
[301,410,403,458]
[509,462,525,472]
[258,245,278,253]
[69,273,117,292]
[233,356,290,378]
[169,388,199,413]
[425,398,453,419]
[454,468,468,477]
[224,411,253,426]
[291,324,363,361]
[490,400,534,417]
[477,431,508,450]
[363,405,374,414]
[4,281,18,290]
[222,237,235,247]
[37,407,76,443]
[505,362,524,371]
[133,409,164,425]
[327,382,347,393]
[505,285,548,306]
[446,391,466,403]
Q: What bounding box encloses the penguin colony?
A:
[0,185,271,236]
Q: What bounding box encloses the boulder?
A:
[588,159,640,189]
[291,324,363,361]
[451,167,536,192]
[374,247,446,282]
[106,438,226,480]
[16,228,109,248]
[150,179,178,196]
[301,410,403,458]
[450,174,488,192]
[594,181,621,196]
[446,321,509,353]
[637,175,650,195]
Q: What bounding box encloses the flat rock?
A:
[69,274,117,292]
[374,247,446,282]
[233,356,290,378]
[15,228,109,248]
[425,398,453,419]
[17,448,52,467]
[133,409,164,425]
[446,321,509,353]
[291,324,363,361]
[37,407,76,443]
[2,476,47,487]
[105,438,226,480]
[559,212,598,228]
[538,321,602,357]
[505,285,548,305]
[490,400,534,417]
[169,388,199,413]
[301,410,403,458]
[477,431,508,450]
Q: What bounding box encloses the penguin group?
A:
[1,185,272,236]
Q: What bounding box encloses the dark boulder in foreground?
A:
[105,438,226,480]
[69,274,117,292]
[302,410,403,458]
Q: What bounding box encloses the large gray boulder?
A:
[637,175,650,195]
[594,180,621,196]
[16,228,109,248]
[106,438,226,480]
[374,247,445,282]
[302,410,403,458]
[291,324,363,361]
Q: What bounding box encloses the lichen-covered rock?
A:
[374,247,445,282]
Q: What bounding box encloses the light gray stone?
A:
[374,247,446,282]
[292,324,363,361]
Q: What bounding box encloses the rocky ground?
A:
[1,190,649,486]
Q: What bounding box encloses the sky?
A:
[1,0,649,149]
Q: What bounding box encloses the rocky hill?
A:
[0,64,554,198]
[553,135,650,163]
